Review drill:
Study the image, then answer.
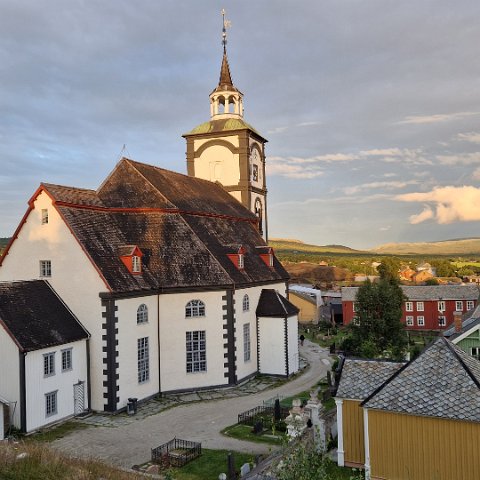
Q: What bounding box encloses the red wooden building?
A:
[342,285,479,331]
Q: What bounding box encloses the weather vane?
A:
[221,9,231,49]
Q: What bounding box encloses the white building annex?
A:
[0,24,299,430]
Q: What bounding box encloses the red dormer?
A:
[257,246,275,267]
[119,245,143,275]
[227,246,246,270]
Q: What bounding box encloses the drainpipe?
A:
[157,293,162,396]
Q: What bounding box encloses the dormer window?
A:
[257,246,275,268]
[132,255,141,273]
[41,209,49,225]
[227,246,246,271]
[119,245,143,275]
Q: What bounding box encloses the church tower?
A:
[183,11,268,240]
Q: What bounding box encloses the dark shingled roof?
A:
[0,280,89,352]
[362,338,480,422]
[41,158,288,294]
[342,284,480,301]
[336,359,406,400]
[444,303,480,339]
[256,289,299,317]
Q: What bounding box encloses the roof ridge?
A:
[445,339,480,389]
[42,182,96,193]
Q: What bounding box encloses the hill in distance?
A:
[371,237,480,255]
[269,238,366,254]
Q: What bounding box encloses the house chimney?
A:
[454,311,463,333]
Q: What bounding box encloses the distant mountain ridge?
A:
[371,238,480,255]
[269,238,365,254]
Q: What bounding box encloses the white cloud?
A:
[396,186,480,224]
[266,161,323,179]
[379,225,391,231]
[409,206,434,224]
[473,167,480,180]
[436,152,480,165]
[398,111,479,125]
[344,180,417,196]
[457,132,480,144]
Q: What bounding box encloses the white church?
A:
[0,27,299,436]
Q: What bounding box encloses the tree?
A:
[344,278,407,360]
[376,257,401,281]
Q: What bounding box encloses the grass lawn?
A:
[26,421,89,443]
[166,448,254,480]
[221,423,284,445]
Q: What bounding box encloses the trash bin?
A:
[127,397,138,415]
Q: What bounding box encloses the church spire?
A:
[209,9,243,119]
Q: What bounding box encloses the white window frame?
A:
[438,301,446,312]
[137,337,149,383]
[43,352,55,377]
[186,331,206,373]
[406,315,414,326]
[243,323,251,362]
[438,316,446,327]
[61,348,72,372]
[238,254,244,269]
[45,391,58,417]
[416,302,424,312]
[185,300,205,318]
[455,301,463,311]
[405,302,413,312]
[137,304,148,324]
[132,255,141,273]
[467,300,475,310]
[471,347,480,360]
[243,294,249,312]
[352,302,357,313]
[417,316,425,327]
[40,260,51,277]
[41,209,49,225]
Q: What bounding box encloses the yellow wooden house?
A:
[361,338,480,480]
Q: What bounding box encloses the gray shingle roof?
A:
[342,284,479,302]
[335,359,405,400]
[444,303,480,339]
[362,338,480,422]
[256,289,299,317]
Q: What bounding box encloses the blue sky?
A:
[1,1,480,249]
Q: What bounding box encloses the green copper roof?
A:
[185,118,262,137]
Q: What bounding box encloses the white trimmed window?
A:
[352,302,357,313]
[238,254,245,269]
[137,337,149,383]
[132,255,141,273]
[467,300,475,310]
[438,301,446,312]
[61,348,72,372]
[406,316,414,326]
[186,300,205,318]
[456,301,463,311]
[137,304,148,324]
[43,352,55,376]
[243,294,249,312]
[416,302,424,312]
[417,316,425,327]
[438,316,446,327]
[40,260,51,277]
[41,209,49,225]
[186,331,206,373]
[243,323,251,362]
[471,347,480,360]
[405,302,413,312]
[45,391,57,417]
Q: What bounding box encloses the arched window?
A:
[137,304,148,324]
[186,300,205,318]
[243,294,250,312]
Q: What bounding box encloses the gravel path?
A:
[52,340,331,468]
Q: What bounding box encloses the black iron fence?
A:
[238,405,289,426]
[151,437,201,467]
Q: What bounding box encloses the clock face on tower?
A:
[251,148,261,183]
[252,164,258,181]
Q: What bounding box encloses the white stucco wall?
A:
[196,145,240,186]
[258,316,286,376]
[0,191,108,411]
[158,290,228,392]
[115,295,160,409]
[0,330,19,428]
[24,339,88,432]
[287,315,299,375]
[0,403,4,439]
